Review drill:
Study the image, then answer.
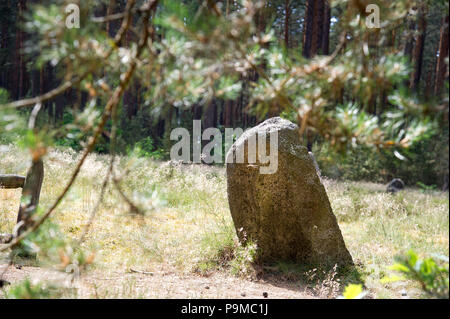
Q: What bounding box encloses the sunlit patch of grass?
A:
[194,222,254,275]
[1,146,448,298]
[324,178,449,298]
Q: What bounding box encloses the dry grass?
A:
[326,179,449,298]
[0,145,448,298]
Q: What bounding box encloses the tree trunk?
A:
[303,0,328,57]
[311,0,324,57]
[284,0,290,48]
[202,100,217,130]
[409,6,427,90]
[46,63,55,122]
[302,0,315,58]
[224,100,232,127]
[0,0,10,90]
[403,15,416,61]
[321,1,331,55]
[256,0,268,34]
[106,0,116,36]
[434,15,449,96]
[13,0,25,99]
[16,159,44,236]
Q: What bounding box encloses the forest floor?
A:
[0,146,448,298]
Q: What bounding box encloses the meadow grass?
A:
[0,145,448,298]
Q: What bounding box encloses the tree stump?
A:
[16,159,44,236]
[0,175,26,189]
[0,159,44,243]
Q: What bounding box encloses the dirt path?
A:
[1,266,315,299]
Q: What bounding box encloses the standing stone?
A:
[226,117,353,266]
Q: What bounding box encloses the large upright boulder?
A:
[226,117,353,266]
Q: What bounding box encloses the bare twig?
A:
[112,174,143,215]
[129,268,154,275]
[2,79,79,109]
[78,160,112,243]
[91,2,153,23]
[28,103,42,129]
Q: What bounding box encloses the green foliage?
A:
[13,217,66,258]
[388,250,449,299]
[130,137,166,160]
[1,0,445,182]
[5,279,60,299]
[315,143,385,182]
[314,128,448,186]
[13,218,94,271]
[0,87,8,104]
[52,112,83,151]
[416,182,437,192]
[0,88,27,144]
[228,239,258,277]
[197,225,258,277]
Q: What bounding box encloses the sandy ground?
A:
[0,265,315,299]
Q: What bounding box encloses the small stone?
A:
[387,178,405,193]
[262,292,268,298]
[241,292,246,297]
[205,286,210,289]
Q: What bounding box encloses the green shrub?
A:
[131,136,166,160]
[387,250,449,299]
[196,225,258,278]
[314,129,449,188]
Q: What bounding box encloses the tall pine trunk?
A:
[302,0,314,58]
[434,15,449,96]
[284,0,290,48]
[13,0,27,100]
[409,6,427,90]
[321,1,331,55]
[303,0,329,58]
[403,20,415,62]
[311,0,324,57]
